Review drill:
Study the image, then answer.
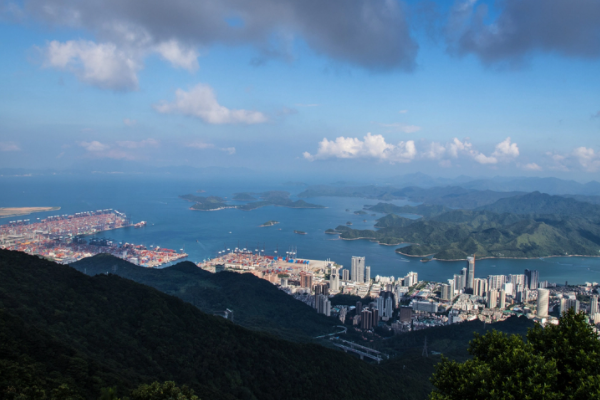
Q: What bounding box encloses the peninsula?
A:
[331,192,600,260]
[0,206,61,218]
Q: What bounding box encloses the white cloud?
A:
[79,141,110,152]
[220,147,236,155]
[123,118,137,126]
[186,142,215,149]
[154,40,199,71]
[0,142,20,151]
[304,133,416,163]
[523,163,542,171]
[491,137,519,159]
[379,123,421,133]
[398,110,408,114]
[116,139,159,149]
[303,134,520,166]
[155,84,268,124]
[44,40,141,90]
[573,147,600,171]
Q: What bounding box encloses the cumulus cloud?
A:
[398,110,408,114]
[79,141,110,152]
[123,118,137,126]
[25,0,417,71]
[154,40,199,71]
[491,137,519,159]
[43,40,141,90]
[445,0,600,65]
[305,134,520,166]
[378,123,421,133]
[523,163,542,171]
[155,84,267,124]
[0,142,21,151]
[573,147,600,171]
[303,133,416,163]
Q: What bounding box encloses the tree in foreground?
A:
[429,309,600,400]
[98,382,199,400]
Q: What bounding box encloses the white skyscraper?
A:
[487,289,498,309]
[365,266,371,283]
[591,295,599,316]
[499,290,506,310]
[537,289,549,318]
[330,266,339,291]
[351,256,365,283]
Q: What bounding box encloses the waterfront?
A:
[2,175,600,284]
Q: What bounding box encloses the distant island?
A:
[233,193,257,201]
[0,206,61,218]
[354,210,367,215]
[294,230,307,235]
[325,228,338,235]
[260,220,279,227]
[331,192,600,260]
[180,191,325,212]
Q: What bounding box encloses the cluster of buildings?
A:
[0,210,187,267]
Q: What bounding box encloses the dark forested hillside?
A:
[0,249,428,400]
[71,254,336,341]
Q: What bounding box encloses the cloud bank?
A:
[446,0,600,65]
[304,134,520,166]
[25,0,417,79]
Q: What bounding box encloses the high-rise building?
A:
[365,266,371,283]
[361,309,372,330]
[441,284,451,301]
[474,278,488,297]
[330,266,340,291]
[300,272,313,289]
[466,256,475,291]
[503,282,514,297]
[356,301,363,315]
[525,269,539,290]
[509,274,525,286]
[488,275,506,291]
[537,289,549,318]
[351,256,365,283]
[487,289,498,309]
[399,306,412,322]
[461,268,468,289]
[372,308,379,326]
[561,298,580,314]
[591,295,599,316]
[499,290,506,310]
[342,269,349,281]
[453,274,462,294]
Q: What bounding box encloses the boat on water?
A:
[294,230,307,235]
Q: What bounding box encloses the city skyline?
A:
[1,0,600,179]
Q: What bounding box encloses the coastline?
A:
[0,206,61,219]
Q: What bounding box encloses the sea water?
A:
[2,175,600,285]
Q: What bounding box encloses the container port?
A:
[0,209,187,267]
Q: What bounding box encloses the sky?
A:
[1,0,600,180]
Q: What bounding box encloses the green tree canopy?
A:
[430,309,600,400]
[130,382,199,400]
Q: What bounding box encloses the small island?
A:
[180,191,325,212]
[354,210,367,215]
[346,221,352,225]
[325,229,338,235]
[294,230,307,235]
[260,220,280,227]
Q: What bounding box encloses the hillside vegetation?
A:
[71,254,336,341]
[332,194,600,260]
[0,249,424,400]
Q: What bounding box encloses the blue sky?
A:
[1,0,600,179]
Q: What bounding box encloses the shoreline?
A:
[0,206,61,219]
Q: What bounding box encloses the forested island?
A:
[261,220,279,227]
[331,192,600,260]
[180,191,325,211]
